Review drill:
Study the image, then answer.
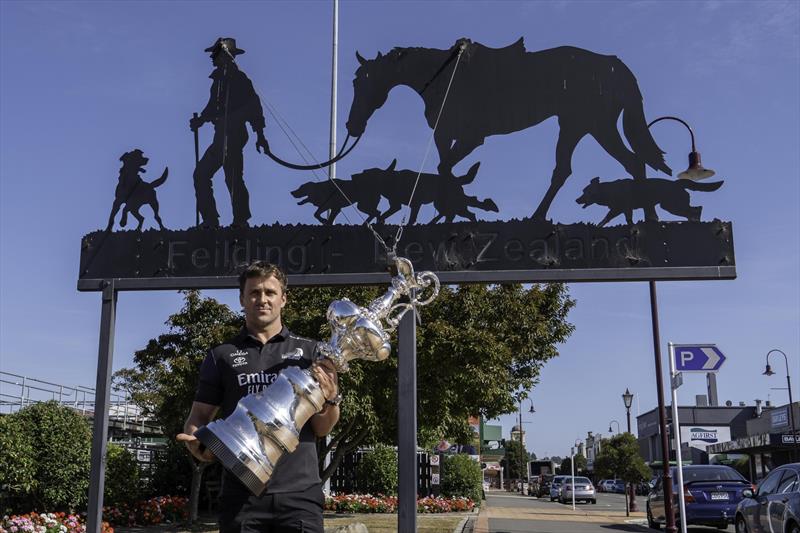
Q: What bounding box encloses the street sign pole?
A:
[668,342,688,533]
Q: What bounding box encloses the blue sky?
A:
[1,0,798,459]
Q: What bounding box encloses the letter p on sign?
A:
[680,351,694,367]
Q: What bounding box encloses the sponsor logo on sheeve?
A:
[229,350,248,358]
[282,348,304,360]
[690,427,719,443]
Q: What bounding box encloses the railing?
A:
[0,371,160,432]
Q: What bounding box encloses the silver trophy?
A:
[195,257,439,495]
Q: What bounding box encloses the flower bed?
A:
[1,496,187,533]
[102,496,188,527]
[324,494,475,514]
[0,512,112,533]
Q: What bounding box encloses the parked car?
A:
[560,476,597,504]
[538,474,554,498]
[549,475,569,501]
[599,479,621,493]
[596,479,608,492]
[647,465,752,530]
[735,462,799,533]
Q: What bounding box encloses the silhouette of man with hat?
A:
[190,37,268,228]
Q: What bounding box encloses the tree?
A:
[593,433,650,485]
[114,290,241,522]
[559,454,587,476]
[504,440,529,480]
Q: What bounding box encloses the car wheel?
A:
[647,504,660,530]
[591,499,596,504]
[786,520,799,533]
[734,516,748,533]
[550,496,554,502]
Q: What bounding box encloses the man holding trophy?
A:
[177,255,439,533]
[178,262,340,532]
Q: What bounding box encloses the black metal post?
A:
[87,281,117,533]
[787,373,798,459]
[398,308,417,532]
[650,281,676,533]
[625,406,639,512]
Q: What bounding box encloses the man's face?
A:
[240,275,286,331]
[211,50,232,68]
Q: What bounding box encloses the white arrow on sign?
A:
[701,347,720,370]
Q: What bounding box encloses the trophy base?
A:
[195,424,271,496]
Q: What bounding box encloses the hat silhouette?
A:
[205,37,245,56]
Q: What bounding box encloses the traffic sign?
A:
[673,345,726,372]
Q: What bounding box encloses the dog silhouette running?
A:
[576,176,723,226]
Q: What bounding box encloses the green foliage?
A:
[356,445,398,495]
[104,444,141,506]
[286,283,574,479]
[593,433,650,484]
[504,440,529,479]
[1,401,92,512]
[0,414,36,511]
[441,454,482,503]
[145,441,193,497]
[558,454,587,475]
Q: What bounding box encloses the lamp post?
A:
[518,399,535,491]
[645,115,716,533]
[764,349,799,458]
[622,388,638,513]
[608,419,621,434]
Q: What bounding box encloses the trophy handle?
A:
[409,271,440,307]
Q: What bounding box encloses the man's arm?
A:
[310,359,340,437]
[176,401,219,462]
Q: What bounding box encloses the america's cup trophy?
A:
[194,256,440,495]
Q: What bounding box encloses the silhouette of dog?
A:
[290,179,375,225]
[351,159,497,224]
[106,149,168,231]
[576,176,723,227]
[291,160,498,225]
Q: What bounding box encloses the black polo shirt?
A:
[195,325,322,494]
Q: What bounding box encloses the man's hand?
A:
[176,431,216,463]
[189,115,205,132]
[312,358,338,402]
[255,133,269,154]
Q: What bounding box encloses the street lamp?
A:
[621,388,638,513]
[646,115,712,533]
[648,116,715,181]
[517,399,535,490]
[764,349,799,458]
[608,420,621,434]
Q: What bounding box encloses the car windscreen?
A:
[570,477,591,484]
[678,468,746,483]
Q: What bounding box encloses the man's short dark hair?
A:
[238,261,288,295]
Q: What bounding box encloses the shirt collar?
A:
[209,62,240,80]
[238,325,289,346]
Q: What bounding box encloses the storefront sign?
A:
[680,426,731,450]
[771,407,789,429]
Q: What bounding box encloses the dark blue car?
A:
[735,462,800,533]
[647,465,752,530]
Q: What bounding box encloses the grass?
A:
[115,513,467,533]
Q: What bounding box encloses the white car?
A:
[560,476,597,504]
[549,475,569,501]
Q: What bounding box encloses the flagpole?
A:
[329,0,339,180]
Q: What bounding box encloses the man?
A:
[177,261,339,532]
[190,37,269,228]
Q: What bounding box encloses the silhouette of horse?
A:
[345,38,671,221]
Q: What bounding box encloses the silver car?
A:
[550,475,569,501]
[560,476,597,504]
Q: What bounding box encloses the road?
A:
[471,491,731,533]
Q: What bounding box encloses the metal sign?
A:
[673,344,727,372]
[78,37,736,290]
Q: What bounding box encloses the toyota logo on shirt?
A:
[232,356,248,368]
